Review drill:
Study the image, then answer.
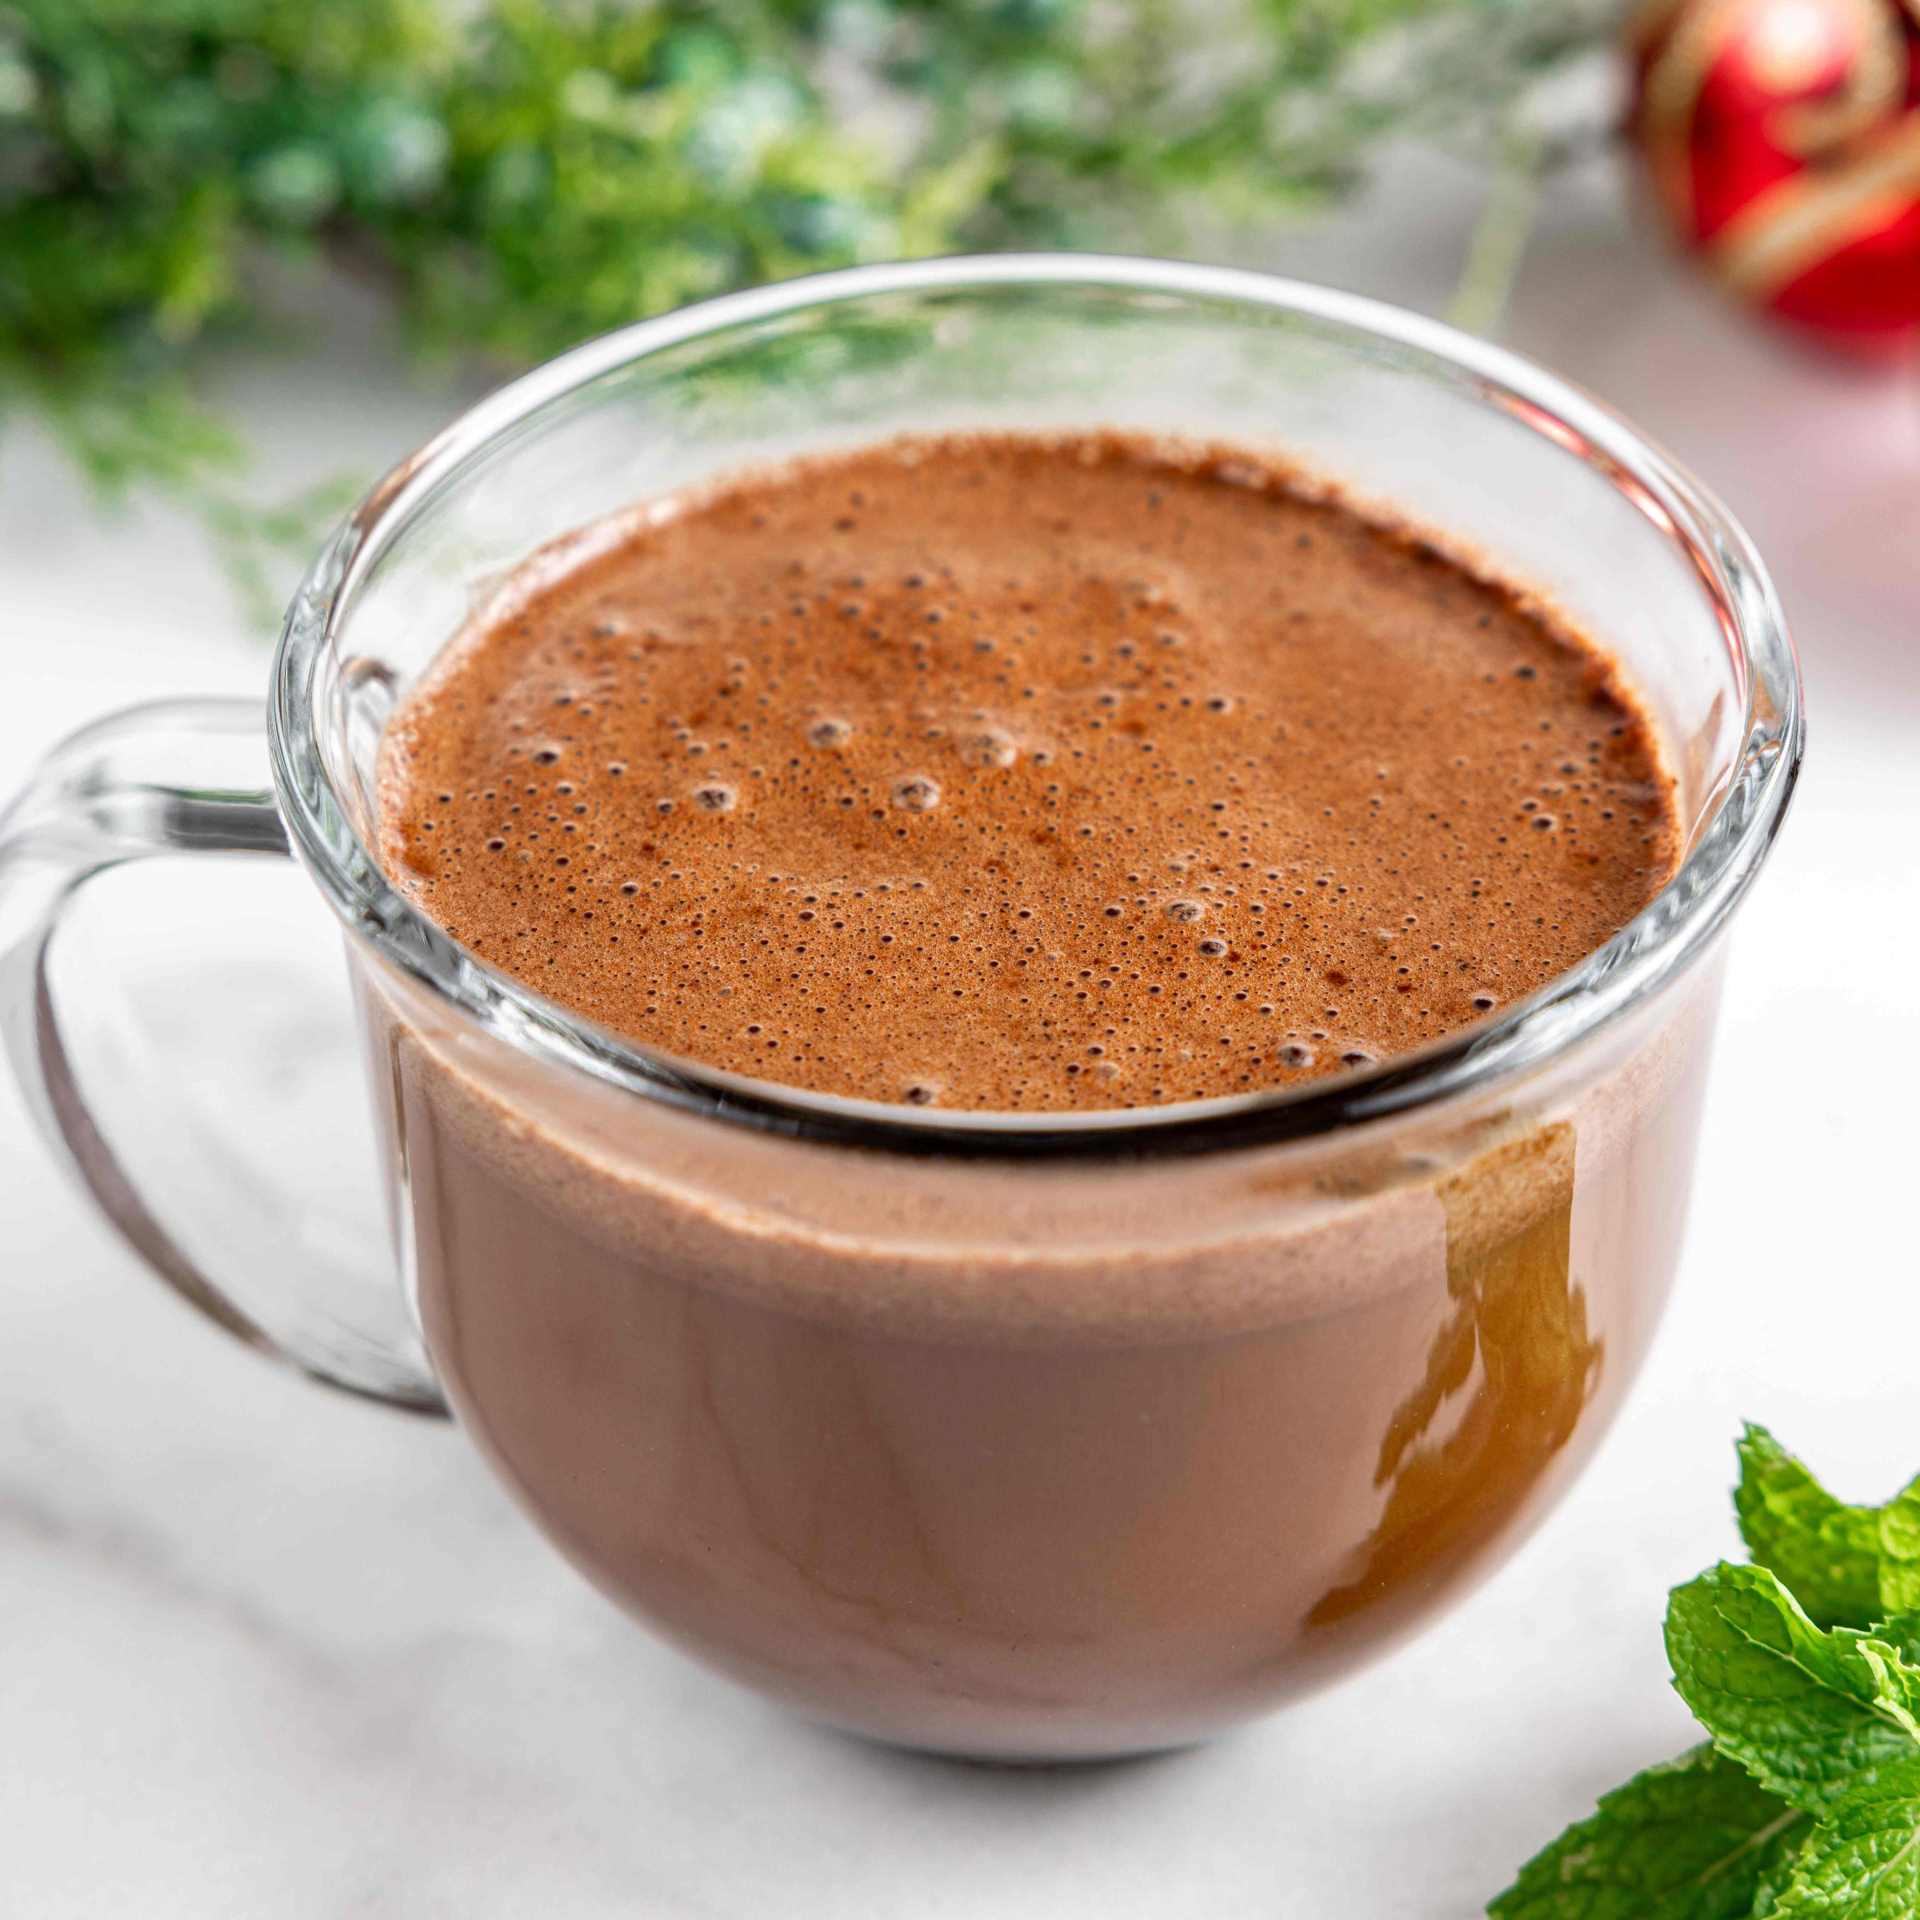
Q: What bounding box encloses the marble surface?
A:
[2,154,1917,1917]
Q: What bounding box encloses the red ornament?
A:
[1626,0,1920,350]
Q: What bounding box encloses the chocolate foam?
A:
[378,432,1679,1111]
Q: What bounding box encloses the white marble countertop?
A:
[3,154,1917,1917]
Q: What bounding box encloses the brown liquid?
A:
[358,432,1707,1759]
[378,434,1677,1108]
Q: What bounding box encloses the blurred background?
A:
[1,3,1916,1915]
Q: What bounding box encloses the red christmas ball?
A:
[1626,0,1920,349]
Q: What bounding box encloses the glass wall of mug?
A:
[273,259,1789,1759]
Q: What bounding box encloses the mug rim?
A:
[270,251,1804,1161]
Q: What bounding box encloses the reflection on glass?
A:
[1311,1124,1599,1624]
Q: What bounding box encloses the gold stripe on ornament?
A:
[1641,0,1766,226]
[1711,113,1920,296]
[1639,0,1911,231]
[1773,0,1905,152]
[1625,0,1699,53]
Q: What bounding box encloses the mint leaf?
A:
[1736,1426,1884,1630]
[1733,1427,1920,1627]
[1771,1760,1920,1916]
[1877,1485,1920,1618]
[1496,1431,1920,1920]
[1488,1745,1808,1919]
[1667,1564,1920,1812]
[1848,1637,1920,1736]
[1861,1613,1920,1670]
[1754,1845,1808,1917]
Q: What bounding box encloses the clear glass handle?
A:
[0,697,446,1415]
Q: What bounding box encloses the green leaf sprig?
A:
[1,0,1619,528]
[1493,1426,1920,1919]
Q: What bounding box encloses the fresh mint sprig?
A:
[1490,1746,1806,1919]
[1667,1565,1920,1815]
[1491,1428,1920,1919]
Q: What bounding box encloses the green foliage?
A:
[1737,1424,1889,1630]
[1489,1746,1807,1920]
[1666,1566,1920,1817]
[0,0,1613,525]
[1769,1764,1920,1918]
[1492,1430,1920,1920]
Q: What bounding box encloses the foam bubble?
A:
[959,729,1018,770]
[891,774,942,813]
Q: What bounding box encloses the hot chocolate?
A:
[359,431,1700,1759]
[378,433,1677,1108]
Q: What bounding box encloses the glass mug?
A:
[0,257,1801,1762]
